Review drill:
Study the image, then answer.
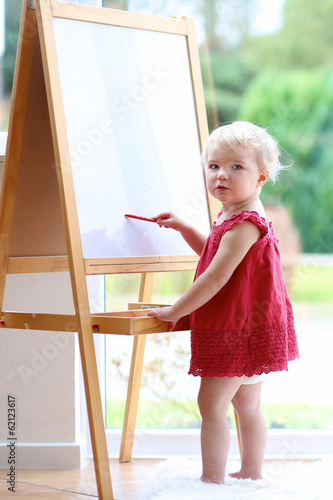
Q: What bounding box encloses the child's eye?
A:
[208,164,219,170]
[233,164,243,170]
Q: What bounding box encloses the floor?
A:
[0,459,156,499]
[0,458,315,499]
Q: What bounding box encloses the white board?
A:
[52,17,211,258]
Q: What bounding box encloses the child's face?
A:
[205,141,268,207]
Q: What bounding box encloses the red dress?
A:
[189,210,299,378]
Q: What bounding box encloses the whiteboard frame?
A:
[36,0,217,274]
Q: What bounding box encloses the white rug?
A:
[144,458,333,499]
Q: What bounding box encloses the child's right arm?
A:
[155,212,207,256]
[148,219,262,329]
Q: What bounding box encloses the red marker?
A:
[125,214,158,223]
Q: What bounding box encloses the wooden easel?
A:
[0,1,223,498]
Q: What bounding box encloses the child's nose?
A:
[217,167,228,179]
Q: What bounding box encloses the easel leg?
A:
[234,409,242,457]
[0,1,36,308]
[119,334,147,462]
[78,323,114,499]
[119,273,154,462]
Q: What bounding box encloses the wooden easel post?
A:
[234,411,242,456]
[0,1,36,308]
[36,0,113,497]
[120,273,154,462]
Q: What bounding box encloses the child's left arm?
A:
[148,220,261,329]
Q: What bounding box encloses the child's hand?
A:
[155,212,207,256]
[147,306,180,331]
[154,212,185,231]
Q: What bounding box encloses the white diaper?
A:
[242,373,268,385]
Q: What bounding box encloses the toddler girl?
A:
[148,121,299,484]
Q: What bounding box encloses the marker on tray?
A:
[125,214,158,223]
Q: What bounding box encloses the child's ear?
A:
[257,169,269,186]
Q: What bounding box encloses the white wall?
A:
[0,273,81,468]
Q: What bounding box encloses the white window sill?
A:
[0,131,7,158]
[102,428,333,460]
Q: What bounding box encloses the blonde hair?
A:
[202,121,284,183]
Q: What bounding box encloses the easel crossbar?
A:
[7,256,199,275]
[0,310,170,335]
[50,0,188,35]
[85,258,198,275]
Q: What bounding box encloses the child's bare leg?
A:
[230,382,267,480]
[198,376,243,484]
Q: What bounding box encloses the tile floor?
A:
[0,459,157,499]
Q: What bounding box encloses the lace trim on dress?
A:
[189,315,299,378]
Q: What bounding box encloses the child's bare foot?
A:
[229,470,262,480]
[200,474,225,485]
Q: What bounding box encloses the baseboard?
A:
[0,441,84,468]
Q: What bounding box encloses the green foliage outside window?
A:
[239,70,333,253]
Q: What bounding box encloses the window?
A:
[102,0,333,459]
